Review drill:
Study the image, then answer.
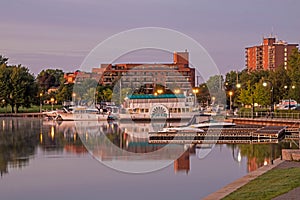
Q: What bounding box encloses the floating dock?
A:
[149,125,286,144]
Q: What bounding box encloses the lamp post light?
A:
[39,92,43,113]
[157,89,163,95]
[192,88,199,107]
[174,89,180,94]
[263,80,274,113]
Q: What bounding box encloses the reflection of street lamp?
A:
[263,80,274,113]
[229,91,233,112]
[211,96,216,105]
[39,92,43,113]
[192,88,199,106]
[72,92,76,105]
[50,97,55,111]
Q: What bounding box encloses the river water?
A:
[0,118,295,200]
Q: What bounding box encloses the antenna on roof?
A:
[271,26,274,37]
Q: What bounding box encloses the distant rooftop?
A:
[127,94,185,99]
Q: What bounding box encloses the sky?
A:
[0,0,299,76]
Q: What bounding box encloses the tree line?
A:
[1,48,300,113]
[198,49,300,109]
[0,56,114,113]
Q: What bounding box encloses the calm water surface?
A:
[0,118,292,200]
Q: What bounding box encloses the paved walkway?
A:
[202,158,284,200]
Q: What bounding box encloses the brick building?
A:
[92,51,195,93]
[246,37,298,71]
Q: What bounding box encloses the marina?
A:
[149,125,287,144]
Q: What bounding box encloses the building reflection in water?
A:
[0,118,298,176]
[0,118,88,177]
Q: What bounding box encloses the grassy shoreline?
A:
[222,167,300,200]
[0,105,62,113]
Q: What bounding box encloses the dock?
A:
[149,125,287,144]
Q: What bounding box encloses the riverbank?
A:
[203,159,300,200]
[0,113,44,118]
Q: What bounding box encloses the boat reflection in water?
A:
[71,119,284,173]
[0,117,292,177]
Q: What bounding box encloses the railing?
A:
[233,112,300,120]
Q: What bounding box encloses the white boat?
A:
[43,106,115,121]
[159,126,205,132]
[190,121,236,128]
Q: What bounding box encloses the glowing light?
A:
[174,89,180,94]
[51,126,55,140]
[39,133,43,144]
[264,160,268,166]
[237,151,242,163]
[263,82,268,87]
[192,88,199,94]
[157,89,163,94]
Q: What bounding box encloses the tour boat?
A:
[119,94,196,121]
[44,106,117,121]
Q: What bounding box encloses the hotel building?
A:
[246,37,298,71]
[91,51,195,93]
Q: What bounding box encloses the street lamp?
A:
[229,91,233,112]
[192,87,199,107]
[50,97,55,111]
[39,92,43,113]
[174,88,180,94]
[263,80,274,113]
[157,89,163,95]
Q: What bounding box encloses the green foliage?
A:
[56,83,73,104]
[237,81,253,105]
[0,64,37,113]
[206,75,226,105]
[37,69,64,91]
[0,55,8,65]
[253,82,269,106]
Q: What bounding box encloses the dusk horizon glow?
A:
[1,0,299,75]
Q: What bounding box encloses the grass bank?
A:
[0,105,62,113]
[222,167,300,200]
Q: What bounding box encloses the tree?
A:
[206,75,226,105]
[0,55,8,65]
[56,83,74,104]
[287,49,300,102]
[37,69,64,92]
[253,82,269,106]
[268,66,291,103]
[0,64,37,113]
[237,81,253,106]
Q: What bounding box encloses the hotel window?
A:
[284,57,287,61]
[284,61,287,66]
[284,48,287,52]
[284,53,287,57]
